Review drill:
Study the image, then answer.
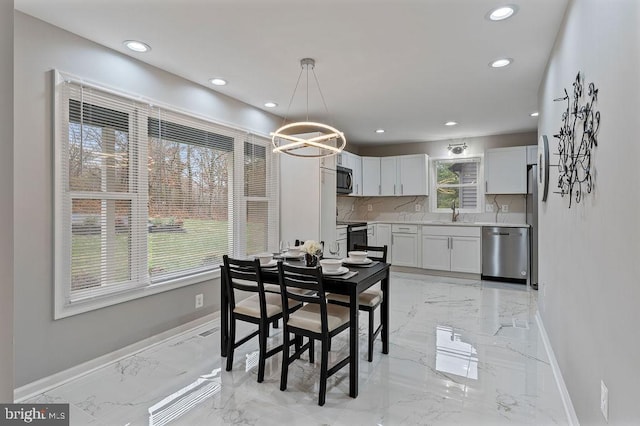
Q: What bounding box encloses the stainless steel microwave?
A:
[336,166,353,194]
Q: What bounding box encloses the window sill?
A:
[54,268,221,320]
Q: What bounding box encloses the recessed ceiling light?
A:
[375,129,385,134]
[123,40,151,53]
[490,58,513,68]
[530,112,539,117]
[264,102,277,108]
[487,5,518,21]
[209,78,227,86]
[445,121,458,126]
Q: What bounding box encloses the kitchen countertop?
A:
[337,220,529,228]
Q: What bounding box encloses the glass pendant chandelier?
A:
[271,58,346,158]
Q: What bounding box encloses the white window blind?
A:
[54,72,279,317]
[58,81,148,301]
[147,108,239,283]
[432,157,481,212]
[240,134,279,256]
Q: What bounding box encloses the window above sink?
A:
[430,157,482,213]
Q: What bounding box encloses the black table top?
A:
[260,259,389,295]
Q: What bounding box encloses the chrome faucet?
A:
[451,201,460,222]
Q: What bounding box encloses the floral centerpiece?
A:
[301,240,323,267]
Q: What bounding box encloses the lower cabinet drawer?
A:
[392,224,418,234]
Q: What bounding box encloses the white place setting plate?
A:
[259,259,278,268]
[342,257,373,265]
[322,266,349,276]
[282,252,305,259]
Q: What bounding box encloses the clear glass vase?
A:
[304,253,318,267]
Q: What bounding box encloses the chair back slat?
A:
[223,255,266,313]
[277,262,329,334]
[353,244,388,263]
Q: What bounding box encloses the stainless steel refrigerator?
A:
[526,164,538,289]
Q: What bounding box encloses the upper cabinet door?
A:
[380,157,397,195]
[485,146,527,194]
[398,154,428,196]
[350,153,363,196]
[362,157,381,196]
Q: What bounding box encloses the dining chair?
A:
[326,244,388,362]
[277,262,351,406]
[222,255,302,383]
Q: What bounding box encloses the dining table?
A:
[219,256,390,398]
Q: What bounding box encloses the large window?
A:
[431,157,481,212]
[54,73,278,317]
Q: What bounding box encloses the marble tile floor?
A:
[27,272,568,425]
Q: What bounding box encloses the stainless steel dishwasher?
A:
[481,226,528,284]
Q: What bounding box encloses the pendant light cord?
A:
[280,66,305,128]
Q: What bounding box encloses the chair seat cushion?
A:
[326,289,382,307]
[287,303,350,333]
[234,293,300,318]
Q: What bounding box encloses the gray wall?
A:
[0,0,14,402]
[356,131,536,157]
[13,12,281,387]
[538,0,640,423]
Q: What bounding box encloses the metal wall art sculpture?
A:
[553,72,600,208]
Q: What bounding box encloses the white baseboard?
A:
[536,311,580,426]
[14,312,219,402]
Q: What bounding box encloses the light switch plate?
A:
[501,204,509,213]
[367,204,373,212]
[485,204,494,212]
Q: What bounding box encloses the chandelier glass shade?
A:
[271,58,346,158]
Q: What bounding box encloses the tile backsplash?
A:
[337,194,527,224]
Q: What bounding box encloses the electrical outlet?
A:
[415,204,421,212]
[501,204,509,213]
[195,293,204,309]
[367,204,373,212]
[601,380,609,421]
[485,204,494,212]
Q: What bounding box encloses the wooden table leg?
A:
[349,287,359,398]
[381,270,389,354]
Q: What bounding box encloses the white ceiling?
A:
[15,0,568,146]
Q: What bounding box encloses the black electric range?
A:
[337,222,368,251]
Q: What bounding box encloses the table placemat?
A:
[343,260,379,268]
[329,270,359,280]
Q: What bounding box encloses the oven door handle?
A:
[350,225,368,232]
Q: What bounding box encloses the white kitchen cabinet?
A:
[421,235,450,270]
[449,236,481,273]
[391,224,419,267]
[526,145,538,165]
[398,155,429,196]
[351,154,363,196]
[362,157,381,196]
[280,155,336,246]
[485,146,527,194]
[319,154,336,171]
[421,226,481,273]
[336,226,348,259]
[362,154,429,196]
[380,157,397,195]
[375,223,392,259]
